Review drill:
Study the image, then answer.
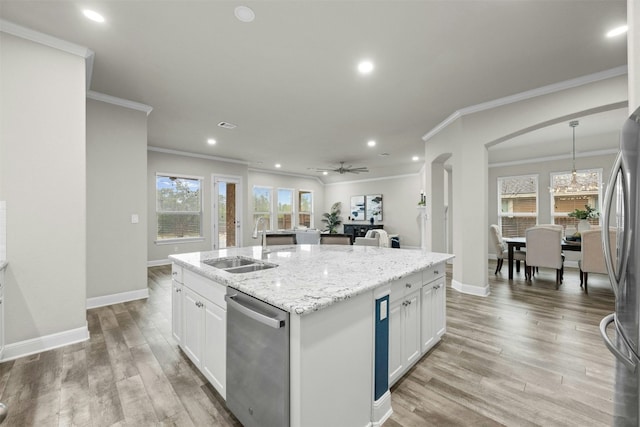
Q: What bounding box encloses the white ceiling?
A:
[0,1,628,183]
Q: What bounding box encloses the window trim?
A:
[276,187,295,231]
[155,172,204,243]
[252,185,274,231]
[297,189,314,228]
[497,174,539,235]
[549,168,603,223]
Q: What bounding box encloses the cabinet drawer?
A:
[183,269,226,308]
[422,262,445,283]
[390,272,422,303]
[172,263,183,284]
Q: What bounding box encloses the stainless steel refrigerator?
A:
[601,105,640,427]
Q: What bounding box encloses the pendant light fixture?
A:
[567,120,580,192]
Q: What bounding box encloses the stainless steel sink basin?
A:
[224,263,278,274]
[202,256,277,274]
[203,257,256,269]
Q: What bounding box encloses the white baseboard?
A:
[86,288,149,309]
[371,390,393,426]
[452,279,490,297]
[148,259,171,267]
[1,323,89,362]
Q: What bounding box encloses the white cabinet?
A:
[175,267,227,399]
[389,273,422,386]
[421,266,446,354]
[171,264,183,345]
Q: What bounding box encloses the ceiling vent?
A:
[218,122,237,129]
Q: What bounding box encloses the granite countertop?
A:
[169,245,453,316]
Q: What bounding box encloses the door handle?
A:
[225,293,285,329]
[600,313,637,372]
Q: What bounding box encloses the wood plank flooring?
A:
[0,263,615,426]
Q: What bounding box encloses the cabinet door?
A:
[171,280,183,344]
[421,284,435,353]
[182,287,203,367]
[203,301,226,399]
[388,299,404,385]
[0,270,4,359]
[403,289,421,366]
[432,277,446,339]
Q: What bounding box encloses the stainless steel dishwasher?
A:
[225,288,289,427]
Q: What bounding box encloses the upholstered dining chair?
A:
[320,234,352,245]
[489,224,525,274]
[525,226,564,288]
[265,234,297,245]
[579,228,616,294]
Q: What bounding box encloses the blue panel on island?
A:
[374,295,389,401]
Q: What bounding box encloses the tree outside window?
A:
[253,186,272,229]
[277,189,293,230]
[156,175,202,240]
[298,190,313,228]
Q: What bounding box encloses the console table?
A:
[343,223,383,240]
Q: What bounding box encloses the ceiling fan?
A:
[317,162,369,175]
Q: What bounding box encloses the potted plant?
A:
[322,202,342,234]
[568,204,599,233]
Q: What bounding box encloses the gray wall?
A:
[87,99,148,299]
[0,34,87,343]
[324,174,422,248]
[147,150,249,263]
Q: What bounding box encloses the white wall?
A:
[488,151,618,256]
[87,99,148,301]
[0,34,87,346]
[246,170,324,241]
[147,150,248,263]
[324,174,422,248]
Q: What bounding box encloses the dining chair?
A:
[489,224,525,274]
[525,226,564,288]
[579,228,616,294]
[320,234,352,245]
[265,234,297,245]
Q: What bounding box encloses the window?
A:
[277,188,293,230]
[253,186,272,229]
[298,190,313,228]
[498,174,538,237]
[156,174,203,240]
[550,169,602,229]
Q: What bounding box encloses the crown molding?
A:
[87,90,153,115]
[422,65,628,142]
[148,146,250,165]
[0,19,93,58]
[324,172,420,186]
[488,148,618,168]
[248,167,325,184]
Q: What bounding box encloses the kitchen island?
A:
[170,245,453,427]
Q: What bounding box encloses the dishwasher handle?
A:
[225,293,285,329]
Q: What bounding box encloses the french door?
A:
[212,175,242,250]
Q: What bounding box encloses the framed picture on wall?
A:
[365,194,383,221]
[350,195,365,220]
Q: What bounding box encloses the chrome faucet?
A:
[252,216,269,254]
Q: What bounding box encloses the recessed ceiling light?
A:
[367,140,376,147]
[275,163,281,168]
[412,156,419,161]
[83,9,105,23]
[323,171,328,176]
[358,60,374,74]
[606,25,628,38]
[207,138,216,145]
[235,6,255,23]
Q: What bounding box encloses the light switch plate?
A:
[131,214,139,224]
[380,300,387,321]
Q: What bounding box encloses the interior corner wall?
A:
[629,0,639,112]
[246,171,324,243]
[0,34,87,343]
[323,174,422,248]
[87,99,148,299]
[147,151,249,264]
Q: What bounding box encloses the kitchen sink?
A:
[203,256,277,274]
[203,257,257,269]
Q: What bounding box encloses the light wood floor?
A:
[0,263,615,426]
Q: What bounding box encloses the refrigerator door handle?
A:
[600,313,637,372]
[602,152,631,299]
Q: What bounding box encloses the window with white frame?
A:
[497,174,538,237]
[277,188,293,230]
[156,174,203,241]
[253,186,273,229]
[550,168,602,229]
[298,190,313,228]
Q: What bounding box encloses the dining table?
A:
[504,237,582,280]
